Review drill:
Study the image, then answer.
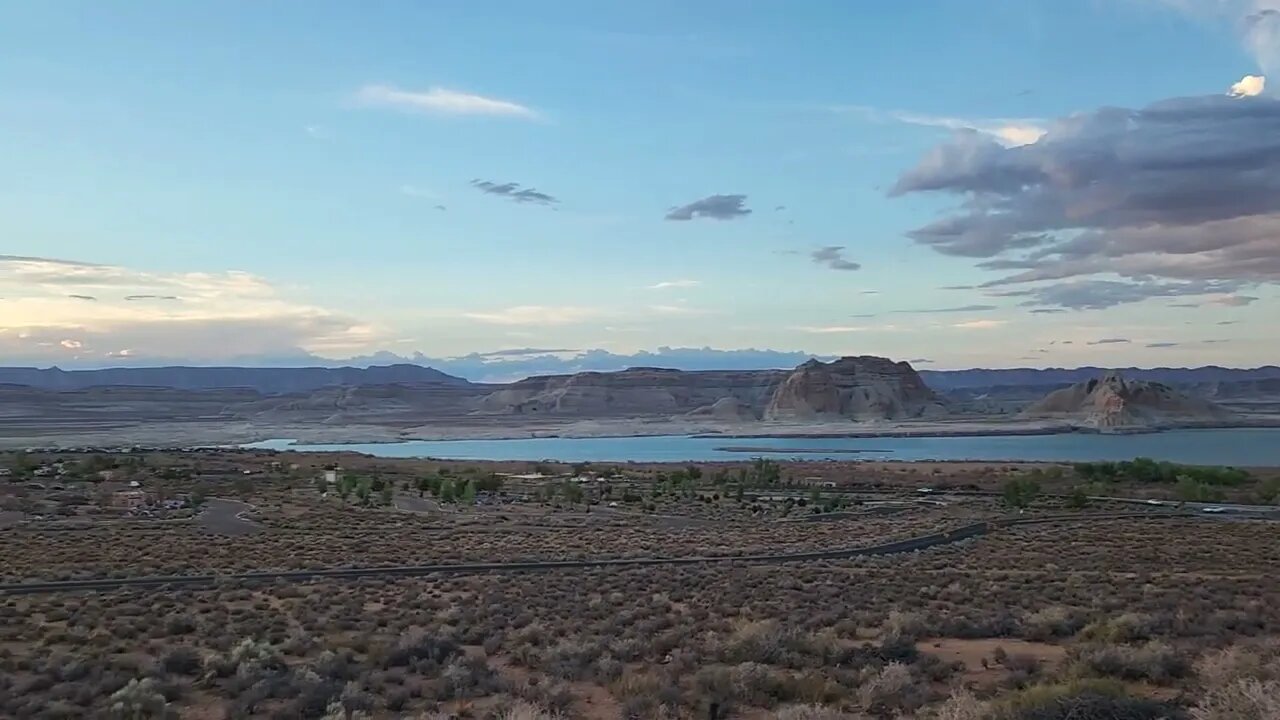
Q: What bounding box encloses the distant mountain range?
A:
[917,366,1280,390]
[0,364,470,394]
[2,362,1279,396]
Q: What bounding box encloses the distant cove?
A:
[244,428,1280,465]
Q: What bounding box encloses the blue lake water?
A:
[244,428,1280,465]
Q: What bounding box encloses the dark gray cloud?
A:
[909,358,934,364]
[67,294,97,301]
[1029,308,1067,314]
[893,304,996,314]
[1216,320,1239,326]
[1087,338,1130,345]
[665,194,751,221]
[939,284,976,290]
[470,179,559,205]
[1146,342,1180,348]
[990,279,1239,310]
[1202,339,1232,344]
[1211,294,1258,306]
[892,93,1280,305]
[435,204,447,211]
[810,246,861,271]
[124,294,179,301]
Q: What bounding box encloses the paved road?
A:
[197,499,262,535]
[0,512,1201,596]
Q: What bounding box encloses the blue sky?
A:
[2,0,1277,372]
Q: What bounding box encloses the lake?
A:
[244,427,1280,465]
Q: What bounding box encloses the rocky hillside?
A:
[1021,373,1236,430]
[764,357,947,421]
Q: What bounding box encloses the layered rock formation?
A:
[474,367,784,418]
[474,356,946,422]
[1021,372,1236,430]
[763,357,947,421]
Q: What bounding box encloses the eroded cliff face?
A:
[473,357,947,422]
[474,367,785,418]
[1022,372,1236,430]
[763,357,947,421]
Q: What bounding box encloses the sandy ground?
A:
[0,417,1091,450]
[4,414,1274,451]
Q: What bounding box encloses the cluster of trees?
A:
[320,474,395,506]
[415,474,503,504]
[1074,458,1251,487]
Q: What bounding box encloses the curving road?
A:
[0,512,1198,596]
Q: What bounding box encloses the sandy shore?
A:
[4,415,1253,450]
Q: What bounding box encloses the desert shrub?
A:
[1077,613,1157,643]
[1019,606,1084,641]
[857,662,927,716]
[159,647,202,676]
[1069,641,1190,683]
[720,621,835,668]
[1191,678,1280,720]
[772,705,852,720]
[997,679,1180,719]
[437,655,500,700]
[108,677,170,719]
[495,700,566,720]
[1194,639,1280,687]
[881,610,928,642]
[930,690,988,720]
[383,630,459,669]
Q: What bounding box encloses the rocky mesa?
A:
[474,356,945,422]
[764,356,947,421]
[1021,372,1237,431]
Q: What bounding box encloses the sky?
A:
[2,0,1278,374]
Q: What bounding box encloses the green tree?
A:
[561,482,585,504]
[686,465,703,481]
[1175,475,1223,503]
[1002,477,1040,508]
[439,481,457,503]
[314,477,328,495]
[1257,477,1280,505]
[1065,486,1090,510]
[461,479,477,504]
[379,485,393,506]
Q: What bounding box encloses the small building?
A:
[111,490,148,509]
[323,469,338,485]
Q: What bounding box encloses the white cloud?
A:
[793,325,870,334]
[1229,74,1266,97]
[838,105,1046,147]
[647,279,701,290]
[0,255,375,362]
[462,305,603,326]
[399,185,438,199]
[354,84,537,119]
[647,304,709,316]
[952,319,1007,329]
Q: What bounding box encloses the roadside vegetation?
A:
[2,449,1279,717]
